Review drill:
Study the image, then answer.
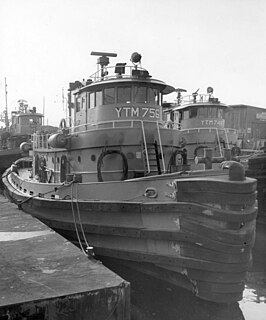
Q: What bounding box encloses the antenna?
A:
[91,51,117,67]
[91,51,117,57]
[91,51,117,78]
[192,88,200,103]
[4,78,9,128]
[175,88,187,105]
[192,88,200,95]
[43,96,45,126]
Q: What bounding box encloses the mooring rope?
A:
[70,183,87,256]
[70,183,93,257]
[74,183,92,250]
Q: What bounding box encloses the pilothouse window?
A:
[134,86,147,103]
[82,97,86,109]
[76,97,81,112]
[208,107,217,117]
[117,86,131,103]
[95,90,103,107]
[147,87,159,104]
[198,107,208,117]
[103,87,115,105]
[189,108,198,118]
[89,92,95,108]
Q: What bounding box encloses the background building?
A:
[225,105,266,150]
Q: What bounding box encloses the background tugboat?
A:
[0,99,44,174]
[2,51,258,304]
[163,87,241,169]
[244,144,266,287]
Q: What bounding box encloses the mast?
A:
[4,78,9,128]
[43,96,45,126]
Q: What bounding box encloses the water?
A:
[104,259,266,320]
[101,220,266,320]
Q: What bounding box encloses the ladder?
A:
[141,121,165,175]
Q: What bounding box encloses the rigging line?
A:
[71,183,87,256]
[74,183,91,250]
[17,181,70,206]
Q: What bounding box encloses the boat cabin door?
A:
[174,111,180,129]
[60,155,68,182]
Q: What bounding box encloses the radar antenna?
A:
[91,51,117,78]
[175,88,187,105]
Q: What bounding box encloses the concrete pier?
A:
[0,194,130,320]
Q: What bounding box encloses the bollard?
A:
[195,148,238,170]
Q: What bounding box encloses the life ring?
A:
[59,118,67,129]
[194,145,208,158]
[97,150,128,182]
[231,146,241,157]
[167,148,187,173]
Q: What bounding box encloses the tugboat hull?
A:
[3,167,257,304]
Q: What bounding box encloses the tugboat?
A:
[246,144,266,223]
[163,87,240,169]
[0,99,44,174]
[2,52,258,303]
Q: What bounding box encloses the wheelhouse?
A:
[69,52,174,131]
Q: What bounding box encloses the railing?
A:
[141,121,150,174]
[177,94,220,105]
[32,133,51,149]
[156,121,166,173]
[69,119,166,134]
[215,128,223,157]
[32,119,173,151]
[89,65,149,82]
[180,127,238,135]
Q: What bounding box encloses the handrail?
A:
[89,65,149,82]
[141,121,150,174]
[180,127,237,134]
[177,94,220,105]
[215,128,223,157]
[69,119,165,134]
[224,128,230,148]
[156,121,166,173]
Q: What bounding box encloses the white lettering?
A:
[149,108,155,118]
[124,107,130,117]
[200,119,225,126]
[142,108,149,117]
[115,107,123,118]
[115,106,160,119]
[131,107,139,117]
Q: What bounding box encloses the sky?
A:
[1,0,266,126]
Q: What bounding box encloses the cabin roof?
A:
[172,101,229,112]
[12,112,43,118]
[75,77,175,95]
